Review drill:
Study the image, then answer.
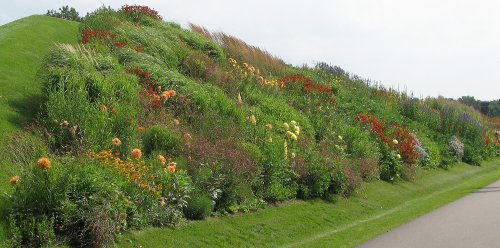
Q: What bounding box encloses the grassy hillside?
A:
[0,6,499,247]
[0,15,79,240]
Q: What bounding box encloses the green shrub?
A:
[378,143,402,182]
[463,142,482,166]
[184,190,214,220]
[142,125,183,156]
[5,158,128,247]
[298,165,331,199]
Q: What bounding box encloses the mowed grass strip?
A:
[0,15,79,240]
[119,158,500,248]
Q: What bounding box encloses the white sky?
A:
[1,0,499,100]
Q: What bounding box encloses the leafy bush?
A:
[142,125,183,156]
[379,143,402,182]
[5,157,128,247]
[449,136,464,161]
[184,190,214,220]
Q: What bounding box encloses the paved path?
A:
[358,180,500,248]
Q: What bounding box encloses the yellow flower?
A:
[249,115,257,126]
[338,135,343,140]
[294,126,300,136]
[396,154,401,159]
[10,175,19,186]
[291,152,296,158]
[37,157,51,170]
[157,155,166,165]
[131,148,142,160]
[393,139,399,145]
[283,122,289,130]
[112,137,122,146]
[287,131,298,141]
[284,141,288,159]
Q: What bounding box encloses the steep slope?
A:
[1,6,498,247]
[0,15,79,240]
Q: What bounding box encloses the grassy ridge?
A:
[0,15,79,240]
[119,158,500,247]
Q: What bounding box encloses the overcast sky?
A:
[1,0,499,100]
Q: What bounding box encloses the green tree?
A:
[45,6,82,22]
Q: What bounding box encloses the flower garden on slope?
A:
[3,5,499,247]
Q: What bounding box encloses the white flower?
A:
[338,135,343,140]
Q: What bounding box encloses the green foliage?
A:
[143,125,183,156]
[184,190,214,220]
[379,143,403,182]
[46,5,82,22]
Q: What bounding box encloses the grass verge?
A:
[0,15,79,240]
[119,158,500,248]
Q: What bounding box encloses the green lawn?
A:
[0,15,79,240]
[119,158,500,248]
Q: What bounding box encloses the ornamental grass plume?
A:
[10,175,19,186]
[131,148,142,160]
[158,155,166,165]
[112,137,122,146]
[167,162,176,173]
[37,157,51,170]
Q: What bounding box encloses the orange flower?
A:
[37,157,51,170]
[138,126,145,131]
[183,133,192,141]
[131,148,142,160]
[10,175,19,186]
[111,108,117,114]
[266,124,273,130]
[100,104,108,112]
[159,197,167,206]
[112,137,122,146]
[167,90,176,97]
[60,121,69,128]
[161,91,170,102]
[242,62,249,68]
[157,155,166,165]
[173,119,180,126]
[167,162,176,173]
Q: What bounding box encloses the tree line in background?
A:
[45,5,82,22]
[458,96,500,118]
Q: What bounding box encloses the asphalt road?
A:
[358,180,500,248]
